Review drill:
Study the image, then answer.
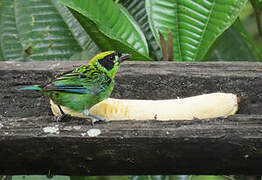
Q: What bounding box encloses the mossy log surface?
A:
[0,61,262,175]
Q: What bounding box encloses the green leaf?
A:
[120,0,162,60]
[56,0,151,61]
[53,0,97,49]
[0,1,3,60]
[70,176,89,180]
[239,2,254,19]
[128,176,167,180]
[167,175,191,180]
[0,0,24,60]
[146,0,248,61]
[191,176,227,180]
[12,175,70,180]
[70,41,101,61]
[54,0,101,60]
[0,0,86,61]
[208,19,262,61]
[70,176,129,180]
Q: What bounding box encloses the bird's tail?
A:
[19,85,42,91]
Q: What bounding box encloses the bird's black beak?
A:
[118,53,130,63]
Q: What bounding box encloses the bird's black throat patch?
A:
[98,53,115,71]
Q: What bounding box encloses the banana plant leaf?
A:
[120,0,162,60]
[0,0,91,61]
[0,0,3,60]
[56,0,151,61]
[70,43,101,61]
[12,175,70,180]
[191,176,226,180]
[208,19,262,61]
[146,0,248,61]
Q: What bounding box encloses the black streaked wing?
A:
[43,66,112,94]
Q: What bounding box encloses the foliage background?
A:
[0,0,262,62]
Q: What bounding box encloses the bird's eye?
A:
[109,55,114,60]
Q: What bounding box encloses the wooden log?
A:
[0,61,262,175]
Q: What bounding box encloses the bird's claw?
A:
[91,116,106,125]
[83,109,106,125]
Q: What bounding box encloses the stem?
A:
[250,0,262,37]
[158,30,168,61]
[167,30,174,61]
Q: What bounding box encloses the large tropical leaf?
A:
[71,176,129,180]
[70,42,101,61]
[54,0,101,61]
[191,176,226,180]
[128,176,167,180]
[0,0,91,61]
[146,0,248,61]
[120,0,162,60]
[0,0,24,61]
[0,0,3,60]
[0,0,4,61]
[53,0,100,54]
[208,19,262,61]
[56,0,151,61]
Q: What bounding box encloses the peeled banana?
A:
[51,92,238,121]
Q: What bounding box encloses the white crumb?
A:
[43,126,59,134]
[87,129,101,137]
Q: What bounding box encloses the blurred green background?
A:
[1,0,262,62]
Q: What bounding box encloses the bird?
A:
[20,51,130,124]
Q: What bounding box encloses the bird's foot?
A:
[55,104,71,122]
[83,109,106,125]
[55,114,71,122]
[89,114,106,125]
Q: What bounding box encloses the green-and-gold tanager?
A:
[20,51,130,124]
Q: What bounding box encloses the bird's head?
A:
[89,51,130,78]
